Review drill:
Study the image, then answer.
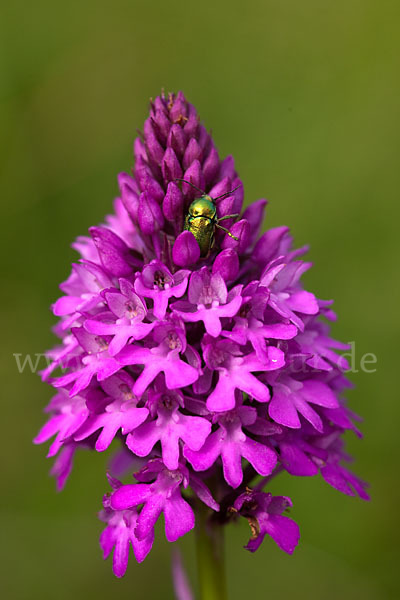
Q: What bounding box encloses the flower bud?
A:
[243,198,267,245]
[221,219,251,254]
[138,191,164,234]
[135,161,164,203]
[183,105,198,137]
[90,226,133,277]
[182,160,205,199]
[212,248,239,282]
[167,124,187,158]
[253,226,290,265]
[183,138,203,170]
[118,172,140,222]
[172,231,200,266]
[151,110,170,145]
[203,147,220,186]
[144,118,164,166]
[162,147,183,183]
[169,91,188,123]
[219,155,235,179]
[163,182,184,222]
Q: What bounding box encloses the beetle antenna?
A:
[174,179,205,195]
[213,184,242,202]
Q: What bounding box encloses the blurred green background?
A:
[1,0,399,598]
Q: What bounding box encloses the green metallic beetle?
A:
[176,178,241,257]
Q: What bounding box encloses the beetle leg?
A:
[215,223,239,240]
[217,213,239,222]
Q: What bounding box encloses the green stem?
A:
[195,504,227,600]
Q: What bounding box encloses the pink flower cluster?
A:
[35,92,368,578]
